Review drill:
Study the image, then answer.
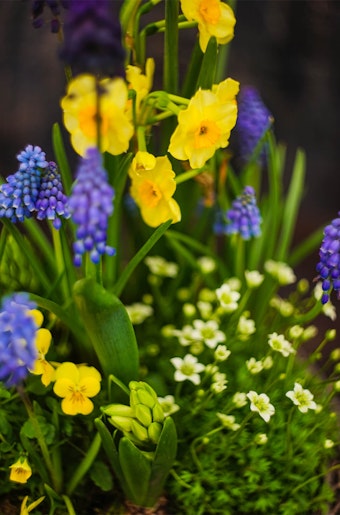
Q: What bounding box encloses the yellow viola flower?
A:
[9,456,32,484]
[61,74,134,156]
[126,58,155,115]
[30,328,56,386]
[129,151,181,228]
[180,0,236,52]
[168,78,239,169]
[53,362,101,416]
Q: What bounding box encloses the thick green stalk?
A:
[66,433,102,496]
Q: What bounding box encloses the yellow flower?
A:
[129,151,181,228]
[28,309,55,386]
[180,0,236,52]
[126,58,155,115]
[9,456,32,484]
[53,362,101,415]
[61,74,134,156]
[168,78,239,169]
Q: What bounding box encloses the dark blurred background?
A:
[1,0,340,230]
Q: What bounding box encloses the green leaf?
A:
[73,278,139,385]
[52,123,72,195]
[90,460,114,491]
[22,416,56,445]
[196,37,218,90]
[119,437,152,506]
[146,416,177,506]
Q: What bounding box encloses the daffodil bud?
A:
[148,422,162,444]
[131,419,149,442]
[102,404,134,418]
[134,404,153,427]
[109,416,133,433]
[152,403,165,424]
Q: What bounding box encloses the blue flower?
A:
[59,0,125,77]
[0,293,38,387]
[224,186,262,240]
[0,145,47,222]
[316,215,340,304]
[234,86,273,166]
[69,147,115,266]
[31,0,69,32]
[36,162,70,229]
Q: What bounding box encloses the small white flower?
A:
[170,354,205,385]
[217,413,240,431]
[232,392,247,408]
[286,382,317,413]
[213,372,227,384]
[245,270,264,288]
[125,303,154,324]
[254,433,268,445]
[197,300,213,319]
[264,259,296,285]
[215,283,240,313]
[268,332,295,357]
[197,256,216,274]
[237,314,256,340]
[301,325,318,341]
[247,391,275,422]
[246,357,263,374]
[288,325,304,340]
[269,296,294,317]
[144,256,179,277]
[158,395,180,417]
[211,380,228,394]
[324,439,335,449]
[192,319,226,349]
[173,325,197,346]
[262,356,273,369]
[214,344,231,362]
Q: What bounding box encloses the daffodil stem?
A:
[62,495,77,515]
[18,387,62,493]
[66,432,102,496]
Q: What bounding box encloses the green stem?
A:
[164,0,179,94]
[18,387,62,492]
[66,432,102,496]
[62,495,77,515]
[51,225,68,301]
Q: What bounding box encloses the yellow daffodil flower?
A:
[61,74,134,156]
[180,0,236,52]
[53,362,101,415]
[168,78,239,169]
[126,58,155,115]
[9,456,32,484]
[129,151,181,228]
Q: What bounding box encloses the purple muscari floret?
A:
[36,161,70,229]
[0,145,47,222]
[235,86,273,166]
[0,293,38,387]
[224,186,262,240]
[59,0,125,77]
[68,147,115,266]
[31,0,69,33]
[316,215,340,304]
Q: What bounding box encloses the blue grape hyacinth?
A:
[316,215,340,304]
[36,161,70,229]
[235,86,273,166]
[0,293,38,387]
[0,145,47,222]
[224,186,262,240]
[69,147,115,266]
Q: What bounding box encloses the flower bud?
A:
[109,416,133,433]
[134,404,153,427]
[152,403,165,424]
[102,404,134,418]
[148,422,163,444]
[131,419,149,442]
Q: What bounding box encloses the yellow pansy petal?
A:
[79,377,101,397]
[35,328,52,355]
[55,362,80,382]
[41,361,56,387]
[54,377,75,398]
[62,395,94,416]
[28,309,43,327]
